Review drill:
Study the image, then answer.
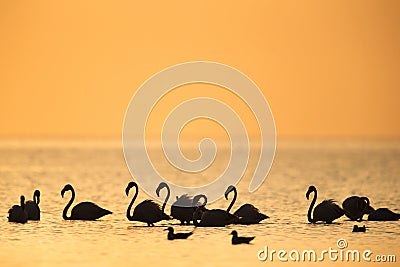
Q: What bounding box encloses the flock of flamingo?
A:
[7,182,400,244]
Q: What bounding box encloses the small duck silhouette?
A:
[352,225,366,232]
[165,227,193,240]
[230,230,255,245]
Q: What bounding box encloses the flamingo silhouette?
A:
[225,185,269,224]
[25,190,40,220]
[342,196,373,221]
[8,195,28,223]
[306,185,344,223]
[126,181,170,226]
[170,194,197,225]
[61,184,112,220]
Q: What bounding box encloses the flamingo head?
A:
[224,185,235,200]
[34,190,40,204]
[61,184,73,197]
[155,182,168,197]
[125,182,137,196]
[306,185,316,200]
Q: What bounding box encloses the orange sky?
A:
[0,1,399,138]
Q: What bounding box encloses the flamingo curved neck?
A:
[308,189,317,223]
[63,189,75,220]
[127,184,138,220]
[20,198,25,211]
[161,185,170,213]
[226,187,237,213]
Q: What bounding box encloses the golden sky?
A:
[0,1,399,138]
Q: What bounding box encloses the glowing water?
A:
[0,139,399,266]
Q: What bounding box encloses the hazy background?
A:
[1,3,400,266]
[0,0,399,139]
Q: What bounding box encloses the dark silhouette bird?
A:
[165,227,193,240]
[172,194,195,225]
[306,185,344,223]
[126,181,170,226]
[342,196,373,221]
[352,225,366,232]
[224,185,269,224]
[368,208,400,221]
[61,184,112,220]
[160,181,208,225]
[192,194,238,227]
[8,195,28,223]
[169,194,201,225]
[25,189,40,220]
[230,230,255,245]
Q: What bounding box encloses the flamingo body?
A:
[233,204,269,224]
[171,195,197,225]
[342,196,373,221]
[194,208,238,227]
[68,201,112,220]
[130,199,169,225]
[8,196,28,224]
[368,208,400,221]
[192,194,238,227]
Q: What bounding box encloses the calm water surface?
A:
[0,139,399,267]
